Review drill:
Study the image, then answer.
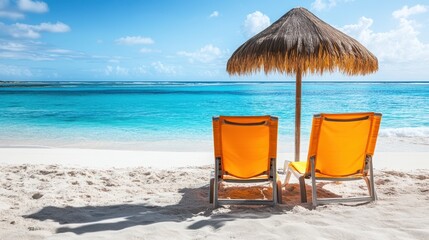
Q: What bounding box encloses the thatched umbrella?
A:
[227,7,378,162]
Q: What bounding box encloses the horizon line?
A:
[1,80,429,84]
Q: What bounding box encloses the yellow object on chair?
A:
[210,116,282,208]
[284,112,382,206]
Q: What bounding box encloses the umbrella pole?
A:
[295,69,302,162]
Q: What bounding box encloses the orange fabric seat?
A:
[210,116,282,207]
[284,112,382,206]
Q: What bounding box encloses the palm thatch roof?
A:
[227,7,378,76]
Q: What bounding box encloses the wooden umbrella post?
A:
[295,68,302,162]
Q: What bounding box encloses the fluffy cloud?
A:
[103,65,148,77]
[0,0,49,19]
[15,22,70,32]
[312,0,330,11]
[47,49,72,54]
[4,21,70,38]
[0,41,27,51]
[0,41,55,60]
[177,44,223,63]
[151,61,177,75]
[0,0,73,66]
[116,36,154,45]
[340,5,429,64]
[0,63,32,77]
[17,0,48,13]
[104,65,129,76]
[140,48,159,54]
[243,11,270,37]
[0,11,24,19]
[0,39,87,61]
[392,5,427,19]
[0,0,69,41]
[311,0,354,11]
[209,11,219,18]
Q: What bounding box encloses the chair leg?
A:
[277,180,283,204]
[364,177,372,197]
[310,157,317,207]
[272,180,277,205]
[213,158,220,208]
[271,158,277,205]
[209,178,214,204]
[213,177,218,208]
[299,176,307,203]
[369,157,377,201]
[311,177,317,207]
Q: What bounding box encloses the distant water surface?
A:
[0,81,428,149]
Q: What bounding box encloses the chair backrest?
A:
[306,112,382,177]
[213,116,278,179]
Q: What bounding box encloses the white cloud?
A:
[6,21,70,38]
[140,48,153,53]
[15,22,70,32]
[0,63,32,77]
[177,44,223,63]
[243,11,270,37]
[209,11,219,18]
[0,51,54,61]
[0,44,56,60]
[103,65,148,77]
[108,58,120,63]
[392,5,427,19]
[104,65,129,76]
[0,39,89,61]
[136,66,147,75]
[0,41,27,51]
[151,61,176,75]
[115,36,154,45]
[17,0,48,13]
[104,65,113,75]
[340,5,429,67]
[312,0,328,11]
[311,0,354,11]
[0,11,24,19]
[47,49,72,54]
[115,66,129,76]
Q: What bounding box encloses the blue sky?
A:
[0,0,428,81]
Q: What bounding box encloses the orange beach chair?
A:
[210,116,282,207]
[284,112,382,206]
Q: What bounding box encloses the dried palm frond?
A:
[227,7,378,76]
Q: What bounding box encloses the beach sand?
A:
[0,147,428,239]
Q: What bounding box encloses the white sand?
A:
[0,148,428,239]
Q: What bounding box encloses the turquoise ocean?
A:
[0,81,428,150]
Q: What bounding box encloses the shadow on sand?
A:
[24,183,340,235]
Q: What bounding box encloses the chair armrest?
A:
[282,160,293,174]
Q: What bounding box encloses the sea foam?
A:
[379,127,429,145]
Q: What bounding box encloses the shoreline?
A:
[1,147,428,170]
[0,134,428,153]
